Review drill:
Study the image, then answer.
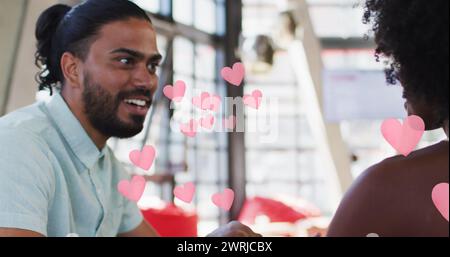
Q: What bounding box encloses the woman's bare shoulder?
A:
[385,140,448,165]
[380,140,448,181]
[327,141,449,237]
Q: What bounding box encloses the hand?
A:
[206,221,263,237]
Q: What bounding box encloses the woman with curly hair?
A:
[327,0,449,237]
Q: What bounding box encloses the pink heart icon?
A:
[192,92,222,112]
[200,115,215,129]
[117,175,146,202]
[212,188,235,211]
[129,145,156,171]
[432,183,449,222]
[221,62,245,86]
[202,94,222,112]
[192,92,210,109]
[223,115,236,130]
[180,119,198,137]
[174,182,196,203]
[381,115,425,157]
[163,80,186,102]
[243,90,263,109]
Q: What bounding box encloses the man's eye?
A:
[148,63,160,73]
[119,58,134,65]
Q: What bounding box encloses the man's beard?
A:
[82,73,152,139]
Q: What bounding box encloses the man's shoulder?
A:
[0,128,52,164]
[0,101,53,144]
[0,107,56,187]
[0,103,53,154]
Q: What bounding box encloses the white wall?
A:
[6,0,58,113]
[288,0,353,199]
[0,0,26,115]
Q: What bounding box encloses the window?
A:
[132,0,160,13]
[171,36,229,235]
[242,0,339,216]
[110,0,229,236]
[173,0,225,34]
[306,0,448,181]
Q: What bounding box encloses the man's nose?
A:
[133,65,157,90]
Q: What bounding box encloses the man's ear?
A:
[60,52,82,89]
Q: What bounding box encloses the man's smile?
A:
[121,98,150,116]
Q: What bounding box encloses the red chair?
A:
[141,204,198,237]
[238,196,321,225]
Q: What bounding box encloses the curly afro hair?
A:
[363,0,449,125]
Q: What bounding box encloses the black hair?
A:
[35,0,152,95]
[363,0,449,124]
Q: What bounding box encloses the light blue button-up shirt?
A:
[0,93,143,237]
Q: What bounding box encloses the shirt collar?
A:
[45,93,107,172]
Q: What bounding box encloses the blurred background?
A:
[0,0,446,237]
